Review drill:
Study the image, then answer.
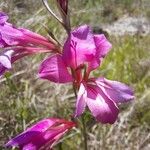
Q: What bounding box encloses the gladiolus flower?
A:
[38,25,111,84]
[5,118,75,150]
[75,77,134,124]
[0,12,56,50]
[0,12,60,77]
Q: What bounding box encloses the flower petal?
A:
[87,57,102,71]
[0,33,7,47]
[22,143,37,150]
[0,12,8,24]
[0,50,14,69]
[19,28,49,42]
[0,12,56,50]
[86,84,119,124]
[74,83,87,117]
[63,25,96,68]
[38,54,73,83]
[5,119,57,148]
[88,34,112,71]
[0,23,23,45]
[94,34,112,58]
[95,77,134,103]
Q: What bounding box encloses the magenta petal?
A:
[63,25,96,68]
[0,23,23,46]
[94,34,112,58]
[5,119,56,148]
[88,34,112,71]
[88,57,102,71]
[6,131,41,149]
[0,13,55,49]
[18,28,55,49]
[22,143,37,150]
[38,54,73,83]
[0,50,14,77]
[0,55,11,69]
[0,12,8,24]
[74,83,87,117]
[95,77,134,103]
[0,33,7,47]
[86,85,119,124]
[0,50,14,69]
[19,28,49,42]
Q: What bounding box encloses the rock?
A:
[104,15,150,36]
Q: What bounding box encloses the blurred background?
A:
[0,0,150,149]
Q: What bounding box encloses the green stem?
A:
[58,142,63,150]
[71,67,88,150]
[81,116,88,150]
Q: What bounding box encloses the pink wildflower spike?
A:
[74,78,134,124]
[38,54,73,83]
[62,25,112,71]
[5,118,75,150]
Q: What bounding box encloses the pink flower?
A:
[0,12,60,77]
[0,12,56,50]
[38,24,134,124]
[38,25,111,84]
[5,118,75,150]
[62,25,112,71]
[75,77,134,124]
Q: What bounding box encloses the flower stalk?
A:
[81,115,88,150]
[42,0,63,25]
[71,69,88,150]
[42,0,71,34]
